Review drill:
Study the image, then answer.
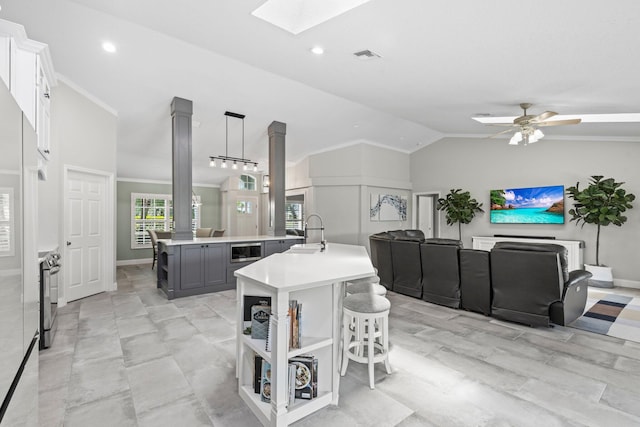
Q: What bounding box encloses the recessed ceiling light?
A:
[102,41,116,53]
[310,46,324,55]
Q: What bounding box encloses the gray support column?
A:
[171,97,193,240]
[268,121,286,237]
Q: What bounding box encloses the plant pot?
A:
[584,264,614,288]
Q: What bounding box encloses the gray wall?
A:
[116,180,221,261]
[410,136,640,285]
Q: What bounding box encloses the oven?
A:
[39,251,60,350]
[230,242,262,263]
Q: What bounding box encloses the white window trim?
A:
[130,192,201,250]
[239,174,257,191]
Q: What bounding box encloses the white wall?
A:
[48,81,118,299]
[410,136,640,286]
[297,143,412,250]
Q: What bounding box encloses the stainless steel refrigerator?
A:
[0,78,40,424]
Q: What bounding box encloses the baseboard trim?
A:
[116,258,153,266]
[614,279,640,289]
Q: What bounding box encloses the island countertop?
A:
[158,234,302,246]
[234,242,375,292]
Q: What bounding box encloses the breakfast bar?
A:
[234,243,375,427]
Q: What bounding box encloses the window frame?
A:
[130,192,201,249]
[0,187,15,257]
[238,174,257,191]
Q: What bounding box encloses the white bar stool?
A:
[346,275,387,296]
[340,293,392,389]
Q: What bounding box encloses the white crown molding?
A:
[56,74,119,117]
[0,18,57,86]
[117,177,221,188]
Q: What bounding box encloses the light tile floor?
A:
[39,265,640,426]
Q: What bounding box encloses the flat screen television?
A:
[490,185,565,224]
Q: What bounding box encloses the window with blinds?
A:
[286,201,303,232]
[0,188,14,256]
[131,193,201,249]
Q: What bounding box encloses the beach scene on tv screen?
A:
[490,185,565,224]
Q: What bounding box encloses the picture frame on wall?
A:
[370,193,407,221]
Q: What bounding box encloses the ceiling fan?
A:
[481,103,582,145]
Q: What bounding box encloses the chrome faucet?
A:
[304,214,326,251]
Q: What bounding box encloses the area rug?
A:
[569,291,640,344]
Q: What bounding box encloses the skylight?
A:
[252,0,372,35]
[472,113,640,124]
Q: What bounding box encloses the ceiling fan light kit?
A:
[482,103,582,146]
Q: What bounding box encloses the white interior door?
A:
[417,194,436,238]
[235,196,258,236]
[65,170,106,302]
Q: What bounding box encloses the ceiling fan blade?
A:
[531,111,558,122]
[486,123,518,127]
[487,128,515,138]
[537,118,582,127]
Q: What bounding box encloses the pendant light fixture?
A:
[209,111,258,172]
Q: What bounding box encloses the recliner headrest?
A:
[425,238,463,248]
[493,241,569,280]
[371,232,393,240]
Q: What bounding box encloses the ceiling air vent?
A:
[353,49,382,60]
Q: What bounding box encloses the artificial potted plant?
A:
[566,175,635,288]
[436,189,484,243]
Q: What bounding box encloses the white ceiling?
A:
[2,0,640,185]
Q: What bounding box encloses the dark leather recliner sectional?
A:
[490,241,592,327]
[369,232,592,327]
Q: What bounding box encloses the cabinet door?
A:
[180,245,205,290]
[281,239,302,252]
[10,42,37,128]
[0,36,9,89]
[203,244,226,287]
[36,59,50,159]
[263,240,283,257]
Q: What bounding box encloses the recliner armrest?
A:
[565,270,592,289]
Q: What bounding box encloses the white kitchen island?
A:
[234,243,375,427]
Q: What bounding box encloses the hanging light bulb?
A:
[533,129,544,140]
[208,111,258,172]
[509,131,522,145]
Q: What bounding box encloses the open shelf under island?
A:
[235,243,375,427]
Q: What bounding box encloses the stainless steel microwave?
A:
[230,242,262,263]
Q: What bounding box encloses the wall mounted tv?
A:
[490,185,565,224]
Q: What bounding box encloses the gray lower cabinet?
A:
[178,243,228,296]
[157,238,303,299]
[264,239,302,257]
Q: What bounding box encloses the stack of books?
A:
[244,296,304,353]
[254,353,318,406]
[289,300,302,350]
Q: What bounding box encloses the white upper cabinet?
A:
[0,35,9,89]
[0,19,56,160]
[36,56,51,159]
[10,40,37,128]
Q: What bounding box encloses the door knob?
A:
[66,241,71,246]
